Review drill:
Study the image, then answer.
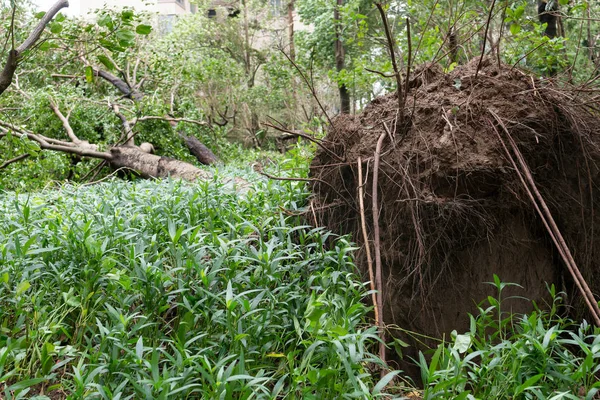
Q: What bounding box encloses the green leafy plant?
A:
[418,275,600,399]
[0,167,401,399]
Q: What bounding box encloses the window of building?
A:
[269,0,282,16]
[191,4,197,13]
[207,9,217,18]
[159,14,177,33]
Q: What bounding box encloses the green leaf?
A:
[35,11,46,19]
[97,55,116,71]
[49,22,62,34]
[121,9,134,21]
[55,13,66,22]
[16,280,30,296]
[7,378,47,392]
[136,24,152,35]
[510,23,521,35]
[97,14,113,29]
[514,5,525,19]
[136,336,143,359]
[116,29,135,47]
[85,66,93,83]
[373,371,400,394]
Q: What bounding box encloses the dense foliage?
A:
[0,166,404,399]
[1,1,600,398]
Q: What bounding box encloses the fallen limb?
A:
[0,154,30,170]
[0,0,69,95]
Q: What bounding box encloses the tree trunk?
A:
[288,0,296,62]
[181,135,219,165]
[109,146,212,181]
[334,0,350,114]
[538,0,558,39]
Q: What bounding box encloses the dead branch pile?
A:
[310,57,600,369]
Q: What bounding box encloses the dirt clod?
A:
[310,58,600,375]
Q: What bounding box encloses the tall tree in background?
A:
[538,0,559,38]
[334,0,350,113]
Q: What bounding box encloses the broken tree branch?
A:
[372,132,387,373]
[0,0,69,96]
[111,103,135,146]
[375,2,404,118]
[0,125,112,159]
[49,99,82,145]
[0,154,30,170]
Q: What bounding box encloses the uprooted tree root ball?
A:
[310,57,600,371]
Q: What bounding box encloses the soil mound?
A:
[310,58,600,371]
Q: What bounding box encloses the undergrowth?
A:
[0,167,398,399]
[419,277,600,400]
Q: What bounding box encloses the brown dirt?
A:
[309,57,600,377]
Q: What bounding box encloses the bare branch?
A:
[133,116,207,126]
[375,2,404,118]
[0,154,30,170]
[111,103,135,146]
[0,0,69,96]
[17,0,69,53]
[0,125,112,160]
[263,121,344,162]
[49,99,82,144]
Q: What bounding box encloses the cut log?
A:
[181,135,219,165]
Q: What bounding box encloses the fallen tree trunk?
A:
[181,135,219,165]
[0,120,212,182]
[110,146,211,180]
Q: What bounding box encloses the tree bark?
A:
[538,0,558,39]
[109,146,211,181]
[334,0,350,114]
[0,0,69,96]
[96,69,143,101]
[288,0,296,62]
[180,135,219,165]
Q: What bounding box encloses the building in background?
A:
[77,0,196,17]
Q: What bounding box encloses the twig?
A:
[280,49,334,129]
[0,153,30,170]
[375,3,404,117]
[357,157,380,326]
[510,41,547,71]
[372,132,387,373]
[364,68,394,78]
[475,0,497,78]
[263,121,344,162]
[403,17,412,111]
[133,116,207,126]
[81,167,130,186]
[259,171,358,212]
